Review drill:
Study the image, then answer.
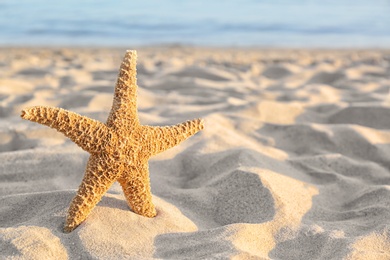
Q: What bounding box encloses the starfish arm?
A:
[106,50,140,129]
[117,163,156,218]
[64,155,118,232]
[144,118,204,155]
[21,106,110,154]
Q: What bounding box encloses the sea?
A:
[0,0,390,48]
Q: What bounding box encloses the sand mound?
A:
[329,106,390,129]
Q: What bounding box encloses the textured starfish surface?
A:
[21,50,204,233]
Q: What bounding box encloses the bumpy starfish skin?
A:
[21,50,204,233]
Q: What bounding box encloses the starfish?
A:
[21,50,204,233]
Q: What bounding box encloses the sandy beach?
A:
[0,47,389,259]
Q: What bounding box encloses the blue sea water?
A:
[0,0,389,48]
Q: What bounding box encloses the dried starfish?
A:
[21,50,204,232]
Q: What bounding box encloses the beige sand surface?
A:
[0,47,389,259]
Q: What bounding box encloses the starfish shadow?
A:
[97,195,130,212]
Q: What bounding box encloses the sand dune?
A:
[0,47,389,259]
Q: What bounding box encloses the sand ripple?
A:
[1,48,389,259]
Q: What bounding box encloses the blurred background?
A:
[0,0,389,48]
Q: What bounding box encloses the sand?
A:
[0,47,389,259]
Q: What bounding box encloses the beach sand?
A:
[0,47,389,259]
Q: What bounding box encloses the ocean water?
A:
[0,0,389,48]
